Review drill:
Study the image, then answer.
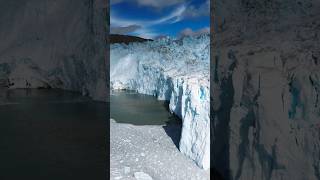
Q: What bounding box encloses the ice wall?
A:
[212,0,320,179]
[110,35,210,169]
[0,0,107,101]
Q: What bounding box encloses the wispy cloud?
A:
[110,0,210,38]
[111,0,209,17]
[111,5,186,27]
[183,0,210,18]
[110,0,185,9]
[133,28,160,39]
[111,5,187,38]
[110,25,142,34]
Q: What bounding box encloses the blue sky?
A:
[110,0,210,39]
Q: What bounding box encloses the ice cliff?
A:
[110,35,210,169]
[0,0,107,101]
[212,0,320,179]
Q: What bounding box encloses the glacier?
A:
[0,0,107,101]
[110,35,210,169]
[211,0,320,179]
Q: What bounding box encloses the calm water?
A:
[110,90,181,125]
[0,89,107,179]
[0,89,181,179]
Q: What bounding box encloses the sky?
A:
[110,0,210,39]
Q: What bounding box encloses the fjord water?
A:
[0,89,107,179]
[110,90,180,125]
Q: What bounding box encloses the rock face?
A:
[212,0,320,179]
[0,0,107,101]
[110,36,210,169]
[110,34,152,45]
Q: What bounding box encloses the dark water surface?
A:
[110,90,180,125]
[0,89,107,180]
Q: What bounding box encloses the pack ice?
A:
[110,35,210,169]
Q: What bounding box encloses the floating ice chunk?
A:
[124,166,130,174]
[134,172,153,180]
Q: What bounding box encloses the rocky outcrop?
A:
[110,34,152,45]
[211,0,320,179]
[0,0,107,101]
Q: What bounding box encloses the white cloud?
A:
[178,27,210,38]
[183,0,210,18]
[110,0,185,8]
[133,28,159,39]
[136,0,185,8]
[151,5,186,24]
[110,25,141,34]
[111,5,187,38]
[111,5,186,27]
[110,0,210,39]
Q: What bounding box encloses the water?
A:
[0,89,108,179]
[110,90,181,125]
[0,88,181,179]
